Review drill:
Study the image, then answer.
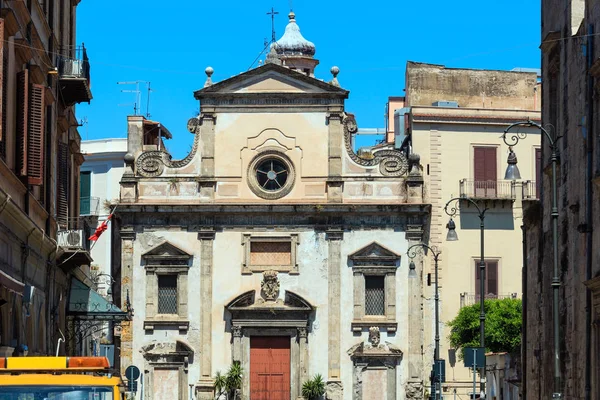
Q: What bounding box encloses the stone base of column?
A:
[326,380,343,400]
[195,378,215,400]
[405,380,424,399]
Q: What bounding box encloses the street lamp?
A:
[502,119,562,399]
[444,197,488,398]
[407,243,442,400]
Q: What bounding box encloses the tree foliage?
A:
[214,361,243,399]
[302,374,326,400]
[447,298,522,359]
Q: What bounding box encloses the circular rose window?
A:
[248,151,295,199]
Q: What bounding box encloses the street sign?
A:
[463,347,485,368]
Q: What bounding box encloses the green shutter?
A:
[80,171,91,215]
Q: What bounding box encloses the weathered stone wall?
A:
[405,61,540,110]
[522,0,600,398]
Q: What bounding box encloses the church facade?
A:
[115,13,430,400]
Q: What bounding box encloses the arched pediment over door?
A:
[140,340,195,400]
[225,289,315,400]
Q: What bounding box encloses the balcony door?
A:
[474,147,497,197]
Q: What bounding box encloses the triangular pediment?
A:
[349,242,400,264]
[195,63,348,97]
[142,241,191,259]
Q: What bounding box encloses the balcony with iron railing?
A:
[459,292,518,308]
[58,44,92,105]
[522,180,539,200]
[459,179,516,200]
[80,196,100,216]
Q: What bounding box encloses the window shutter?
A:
[0,18,4,159]
[535,148,542,196]
[27,84,45,185]
[474,147,486,182]
[484,147,497,181]
[487,261,498,296]
[57,142,69,228]
[16,70,29,176]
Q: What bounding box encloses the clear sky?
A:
[76,0,540,158]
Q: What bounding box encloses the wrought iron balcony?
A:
[58,45,92,105]
[522,180,539,200]
[80,196,100,216]
[459,179,516,200]
[459,292,518,308]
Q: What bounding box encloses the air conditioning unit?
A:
[57,229,84,248]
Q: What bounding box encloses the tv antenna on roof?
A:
[117,81,152,117]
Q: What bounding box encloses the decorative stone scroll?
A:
[136,117,201,177]
[343,113,409,177]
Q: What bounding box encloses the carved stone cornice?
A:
[325,229,344,241]
[197,229,216,241]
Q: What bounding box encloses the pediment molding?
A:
[142,241,192,266]
[349,242,401,267]
[226,290,313,312]
[195,63,348,98]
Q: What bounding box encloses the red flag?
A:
[89,214,112,242]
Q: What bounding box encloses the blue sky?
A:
[76,0,540,158]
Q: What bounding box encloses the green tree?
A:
[214,361,243,400]
[447,298,522,359]
[302,374,325,400]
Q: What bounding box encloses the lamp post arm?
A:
[407,243,441,261]
[502,119,559,150]
[444,196,487,220]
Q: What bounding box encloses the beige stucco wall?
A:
[411,107,540,392]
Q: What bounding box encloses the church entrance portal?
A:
[250,336,291,400]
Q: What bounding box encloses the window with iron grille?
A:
[158,275,178,315]
[365,276,385,316]
[250,241,291,266]
[242,235,299,274]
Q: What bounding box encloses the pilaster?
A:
[326,229,344,400]
[199,113,216,178]
[119,228,136,372]
[197,229,216,400]
[298,327,309,390]
[327,112,344,203]
[406,233,424,398]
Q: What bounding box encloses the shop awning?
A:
[0,269,25,296]
[67,278,129,321]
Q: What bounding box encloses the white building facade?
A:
[115,13,430,400]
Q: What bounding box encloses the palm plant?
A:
[214,361,243,400]
[302,374,325,400]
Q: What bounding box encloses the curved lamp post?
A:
[444,196,488,398]
[502,119,562,399]
[407,243,442,400]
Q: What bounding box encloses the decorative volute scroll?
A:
[343,113,409,177]
[136,117,201,177]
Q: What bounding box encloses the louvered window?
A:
[27,84,45,185]
[475,260,499,298]
[57,142,69,228]
[473,147,497,198]
[0,19,6,161]
[158,275,178,315]
[365,276,385,316]
[16,70,29,176]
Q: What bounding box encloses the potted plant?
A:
[302,374,325,400]
[214,361,243,400]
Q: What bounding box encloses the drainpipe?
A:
[521,224,527,400]
[584,23,594,400]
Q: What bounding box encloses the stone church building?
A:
[115,12,430,400]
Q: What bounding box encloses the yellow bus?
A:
[0,356,124,400]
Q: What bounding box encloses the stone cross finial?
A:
[204,66,214,87]
[330,66,340,87]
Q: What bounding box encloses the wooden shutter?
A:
[486,261,498,295]
[80,171,91,215]
[16,70,29,176]
[0,18,4,159]
[535,148,542,197]
[57,142,69,228]
[27,84,45,185]
[474,147,497,197]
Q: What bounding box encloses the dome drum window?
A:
[248,151,295,200]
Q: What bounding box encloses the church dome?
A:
[272,12,316,57]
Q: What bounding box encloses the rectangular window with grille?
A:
[158,275,178,315]
[365,276,385,316]
[250,241,291,266]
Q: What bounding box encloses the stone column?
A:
[196,229,216,400]
[405,227,424,398]
[326,112,344,203]
[326,230,344,400]
[232,326,243,363]
[298,327,309,390]
[119,228,136,372]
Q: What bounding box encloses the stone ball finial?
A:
[205,66,214,77]
[288,11,295,20]
[331,66,340,77]
[124,153,135,163]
